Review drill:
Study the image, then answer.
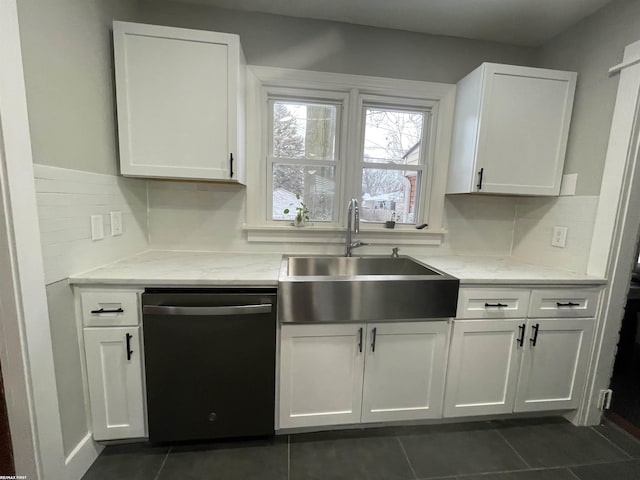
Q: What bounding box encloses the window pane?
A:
[361,168,421,224]
[272,102,337,160]
[363,108,424,165]
[272,164,336,222]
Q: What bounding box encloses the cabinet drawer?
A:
[528,288,599,318]
[456,288,530,319]
[81,290,140,327]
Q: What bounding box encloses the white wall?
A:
[137,0,536,84]
[536,0,640,196]
[17,0,138,175]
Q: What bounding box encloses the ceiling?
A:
[167,0,614,46]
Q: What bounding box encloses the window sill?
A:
[243,223,445,245]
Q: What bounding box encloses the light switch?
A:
[110,211,123,236]
[91,215,104,241]
[551,226,568,248]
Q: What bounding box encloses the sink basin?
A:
[278,255,459,323]
[287,256,442,277]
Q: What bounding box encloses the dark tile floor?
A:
[82,417,640,480]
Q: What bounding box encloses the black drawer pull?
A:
[125,333,133,360]
[530,323,540,347]
[557,301,580,307]
[230,153,234,178]
[485,302,507,308]
[517,323,526,347]
[91,307,124,314]
[358,328,363,353]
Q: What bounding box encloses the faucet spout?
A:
[346,198,367,257]
[353,200,360,234]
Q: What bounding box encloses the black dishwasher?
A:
[142,288,276,443]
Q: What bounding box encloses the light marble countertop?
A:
[69,250,284,286]
[69,250,606,286]
[413,255,606,285]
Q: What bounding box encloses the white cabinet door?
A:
[84,327,146,440]
[279,324,365,429]
[514,318,595,412]
[444,319,524,417]
[361,322,449,423]
[447,63,576,196]
[114,21,245,183]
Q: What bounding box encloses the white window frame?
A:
[266,88,349,225]
[244,66,456,245]
[354,94,437,228]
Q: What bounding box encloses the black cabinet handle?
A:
[477,167,484,190]
[126,333,133,360]
[530,323,540,347]
[91,307,124,314]
[230,153,234,178]
[371,327,377,353]
[485,302,507,308]
[358,328,363,353]
[517,323,526,347]
[557,301,580,307]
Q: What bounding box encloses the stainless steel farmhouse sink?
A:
[278,255,460,323]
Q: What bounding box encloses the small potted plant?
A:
[284,194,310,227]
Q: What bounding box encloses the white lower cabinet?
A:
[444,317,595,418]
[278,321,449,429]
[514,318,595,412]
[84,327,146,440]
[279,324,365,429]
[444,319,524,417]
[361,322,448,423]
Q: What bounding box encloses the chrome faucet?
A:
[345,198,369,257]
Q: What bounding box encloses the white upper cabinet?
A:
[113,22,246,183]
[447,63,577,196]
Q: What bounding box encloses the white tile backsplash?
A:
[34,164,149,284]
[512,196,599,273]
[441,195,517,256]
[35,167,599,278]
[146,182,519,257]
[147,179,249,251]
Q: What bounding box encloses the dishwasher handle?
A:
[143,304,272,316]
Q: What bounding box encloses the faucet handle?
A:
[391,247,399,258]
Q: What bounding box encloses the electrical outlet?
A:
[110,211,123,236]
[551,226,568,248]
[91,215,104,241]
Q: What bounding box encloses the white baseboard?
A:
[64,432,103,480]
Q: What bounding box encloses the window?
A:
[359,103,428,225]
[248,67,453,242]
[268,99,341,223]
